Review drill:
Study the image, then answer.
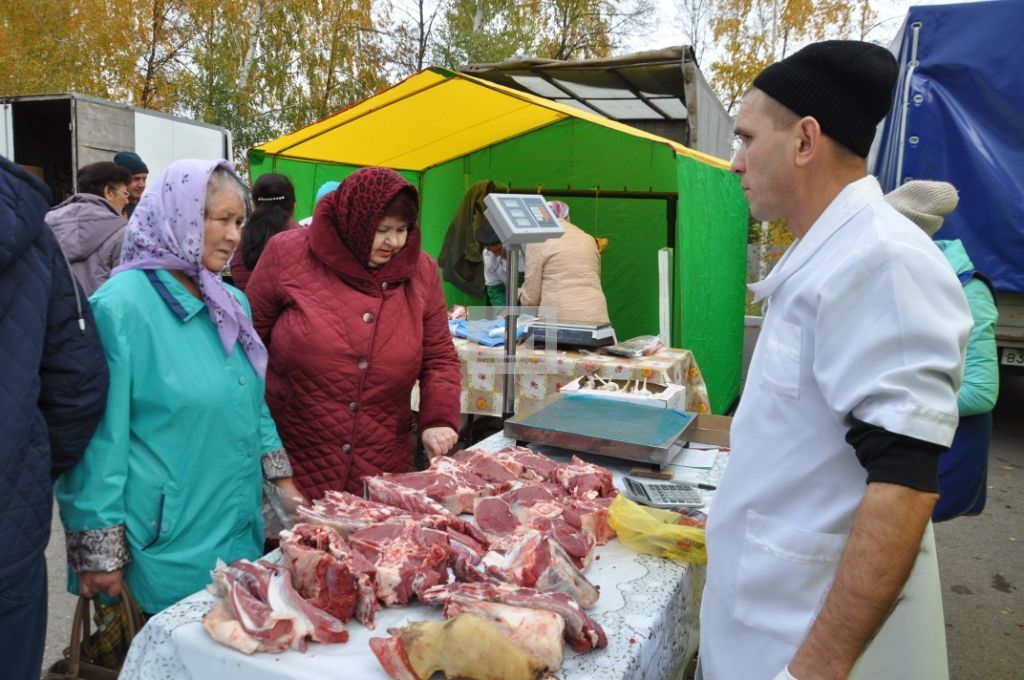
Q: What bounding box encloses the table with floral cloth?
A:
[415,339,712,418]
[119,433,732,680]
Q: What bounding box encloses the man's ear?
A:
[794,116,822,167]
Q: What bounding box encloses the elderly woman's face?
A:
[368,215,409,268]
[203,189,245,272]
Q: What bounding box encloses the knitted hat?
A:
[113,151,148,175]
[753,40,899,157]
[884,180,959,236]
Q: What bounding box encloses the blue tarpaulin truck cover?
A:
[872,0,1024,294]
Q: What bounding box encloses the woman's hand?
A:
[422,426,459,460]
[79,569,124,599]
[271,477,310,514]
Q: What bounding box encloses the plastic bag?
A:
[607,493,707,564]
[262,481,301,539]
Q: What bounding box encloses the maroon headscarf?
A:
[308,167,422,294]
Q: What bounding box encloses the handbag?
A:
[42,584,145,680]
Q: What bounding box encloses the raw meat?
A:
[370,457,508,514]
[474,485,598,568]
[280,523,379,628]
[369,613,559,680]
[449,448,524,483]
[561,496,617,545]
[441,599,564,670]
[421,581,608,652]
[362,475,490,545]
[348,518,451,606]
[301,489,490,549]
[554,455,615,499]
[203,559,349,653]
[481,531,600,608]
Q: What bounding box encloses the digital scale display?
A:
[483,194,565,245]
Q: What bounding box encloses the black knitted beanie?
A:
[753,40,899,157]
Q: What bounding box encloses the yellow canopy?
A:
[253,68,729,172]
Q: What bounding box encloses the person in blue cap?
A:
[112,151,149,219]
[299,180,341,226]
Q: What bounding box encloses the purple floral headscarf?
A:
[114,159,268,378]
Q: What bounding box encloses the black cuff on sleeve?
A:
[845,418,944,493]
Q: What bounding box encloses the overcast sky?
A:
[621,0,970,57]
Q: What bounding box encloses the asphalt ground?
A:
[41,374,1024,677]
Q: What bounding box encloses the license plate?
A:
[1000,348,1024,366]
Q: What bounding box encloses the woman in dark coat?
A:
[247,167,461,499]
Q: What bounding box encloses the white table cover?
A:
[120,434,728,680]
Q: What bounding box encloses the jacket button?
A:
[349,402,359,412]
[357,358,368,370]
[381,282,390,290]
[238,375,248,385]
[342,443,352,454]
[363,312,375,323]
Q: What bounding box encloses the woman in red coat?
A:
[246,167,461,499]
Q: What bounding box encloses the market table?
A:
[414,338,712,418]
[119,433,729,680]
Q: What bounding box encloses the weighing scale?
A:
[482,194,565,418]
[504,393,698,466]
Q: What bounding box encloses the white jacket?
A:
[700,177,970,679]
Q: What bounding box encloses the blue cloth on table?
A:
[448,318,529,347]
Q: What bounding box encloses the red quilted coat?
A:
[246,168,461,499]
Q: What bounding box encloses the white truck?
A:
[0,92,231,204]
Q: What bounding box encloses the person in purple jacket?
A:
[46,161,131,295]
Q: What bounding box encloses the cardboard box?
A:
[559,375,686,410]
[690,414,731,447]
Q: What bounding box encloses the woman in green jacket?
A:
[56,159,304,614]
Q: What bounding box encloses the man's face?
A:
[731,89,797,223]
[127,172,147,202]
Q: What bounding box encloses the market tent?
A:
[249,67,747,413]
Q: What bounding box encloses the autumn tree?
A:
[390,0,446,76]
[535,0,654,60]
[0,0,136,98]
[708,0,866,114]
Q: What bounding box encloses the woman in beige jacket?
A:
[518,201,610,325]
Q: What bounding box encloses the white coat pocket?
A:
[733,510,847,646]
[759,319,802,399]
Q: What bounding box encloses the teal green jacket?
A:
[56,269,282,613]
[937,239,999,416]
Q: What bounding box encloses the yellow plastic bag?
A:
[608,494,707,564]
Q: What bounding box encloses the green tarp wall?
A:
[248,120,746,413]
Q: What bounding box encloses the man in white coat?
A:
[699,41,972,679]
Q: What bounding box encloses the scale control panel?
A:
[483,194,565,246]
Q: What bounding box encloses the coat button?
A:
[349,402,359,412]
[381,282,390,290]
[342,443,352,454]
[363,312,375,323]
[357,358,368,370]
[238,375,248,385]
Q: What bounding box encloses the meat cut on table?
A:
[204,444,620,679]
[369,612,563,680]
[420,581,607,652]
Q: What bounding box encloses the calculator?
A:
[621,476,705,508]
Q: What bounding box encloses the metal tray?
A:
[503,393,696,466]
